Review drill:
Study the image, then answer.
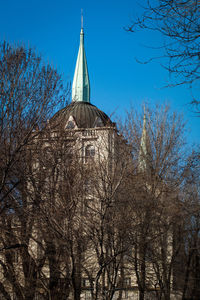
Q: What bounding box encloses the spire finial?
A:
[81,9,83,29]
[143,103,146,124]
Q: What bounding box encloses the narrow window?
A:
[85,290,91,300]
[83,278,90,287]
[85,145,95,162]
[124,277,131,287]
[124,290,129,299]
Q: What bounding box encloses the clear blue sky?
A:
[0,0,199,146]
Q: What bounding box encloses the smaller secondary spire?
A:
[138,105,151,171]
[72,11,90,103]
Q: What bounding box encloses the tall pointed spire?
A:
[138,105,151,171]
[72,11,90,103]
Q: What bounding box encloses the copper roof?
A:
[51,102,112,129]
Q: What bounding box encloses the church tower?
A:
[51,22,113,130]
[50,21,116,166]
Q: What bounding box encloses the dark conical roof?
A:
[51,102,112,129]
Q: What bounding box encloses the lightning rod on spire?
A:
[81,9,83,29]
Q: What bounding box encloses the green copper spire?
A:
[72,14,90,103]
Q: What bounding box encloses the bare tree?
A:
[0,124,84,299]
[0,41,67,299]
[1,73,196,300]
[78,133,132,300]
[127,0,200,111]
[176,151,200,300]
[0,41,67,214]
[121,104,187,300]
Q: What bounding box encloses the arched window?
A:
[85,145,95,162]
[43,146,52,161]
